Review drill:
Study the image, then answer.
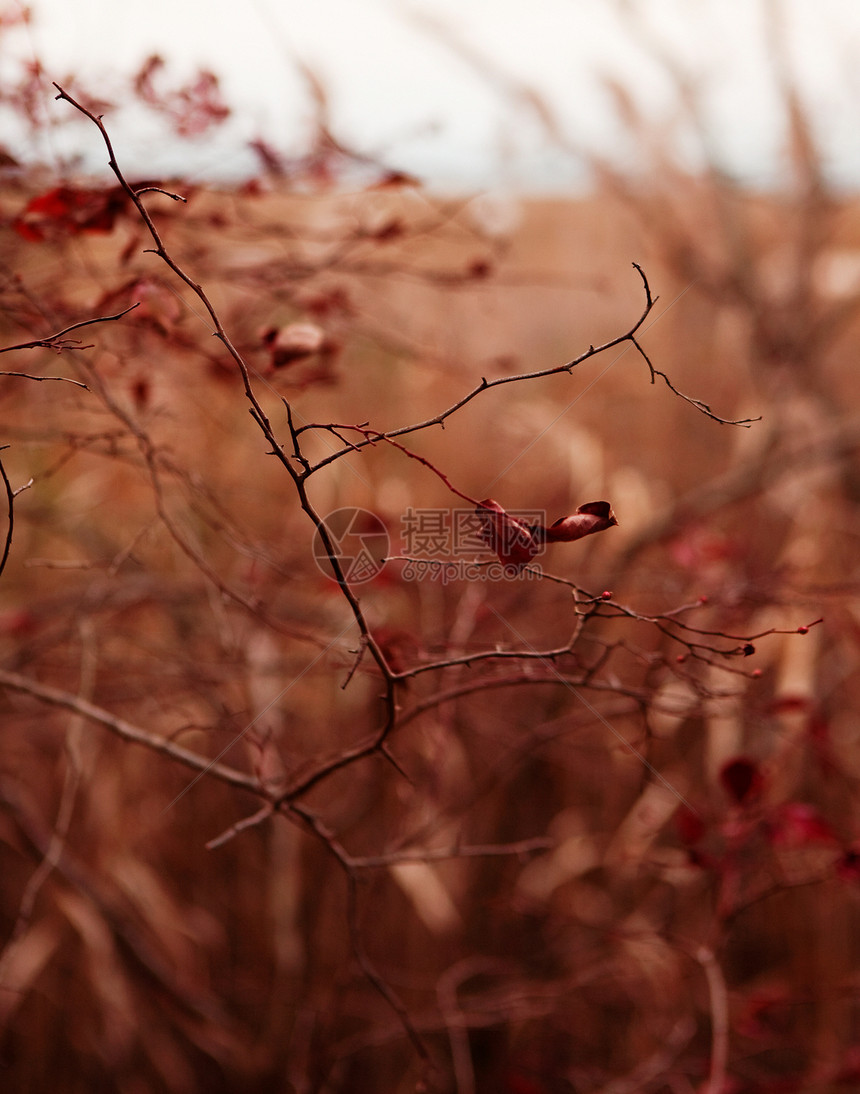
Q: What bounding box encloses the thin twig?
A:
[0,669,260,795]
[0,303,139,357]
[205,803,275,850]
[0,371,89,387]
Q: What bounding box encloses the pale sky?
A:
[4,0,860,190]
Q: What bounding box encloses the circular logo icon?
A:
[312,508,390,584]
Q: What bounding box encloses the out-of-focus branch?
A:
[614,416,860,568]
[0,669,260,795]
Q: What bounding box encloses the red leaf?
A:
[769,802,836,847]
[468,257,493,278]
[676,804,707,846]
[371,169,421,189]
[836,847,860,882]
[719,756,764,805]
[735,986,796,1040]
[543,500,618,542]
[476,499,542,570]
[13,184,139,240]
[476,498,618,570]
[768,694,812,715]
[133,54,230,138]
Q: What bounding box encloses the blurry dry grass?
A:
[1,153,860,1094]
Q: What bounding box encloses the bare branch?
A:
[0,303,139,361]
[0,669,260,795]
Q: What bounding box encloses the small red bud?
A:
[698,595,708,604]
[752,668,763,678]
[676,654,686,663]
[601,590,612,600]
[797,625,809,635]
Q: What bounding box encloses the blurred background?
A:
[3,0,860,189]
[3,2,860,1093]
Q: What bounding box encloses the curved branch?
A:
[308,263,660,473]
[0,669,260,795]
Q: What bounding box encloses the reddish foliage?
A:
[719,756,765,805]
[505,1073,549,1094]
[367,217,403,241]
[735,986,799,1041]
[676,803,707,846]
[476,498,618,571]
[133,55,230,138]
[768,802,837,847]
[4,69,853,1094]
[476,499,543,570]
[13,184,136,240]
[371,168,421,189]
[0,608,38,636]
[247,137,285,176]
[836,847,860,883]
[468,257,494,278]
[543,501,618,543]
[833,1047,860,1084]
[670,524,739,570]
[300,286,355,320]
[0,3,30,29]
[767,694,812,715]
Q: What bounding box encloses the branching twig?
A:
[0,303,139,363]
[632,332,761,426]
[44,84,803,1079]
[0,669,260,795]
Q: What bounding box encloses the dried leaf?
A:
[475,498,542,569]
[543,500,618,543]
[476,497,617,570]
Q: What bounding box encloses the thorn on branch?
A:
[0,449,16,583]
[342,637,368,689]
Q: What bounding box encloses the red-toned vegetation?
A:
[1,35,860,1094]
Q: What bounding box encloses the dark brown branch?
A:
[308,263,659,473]
[632,333,761,426]
[0,303,139,360]
[0,448,14,583]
